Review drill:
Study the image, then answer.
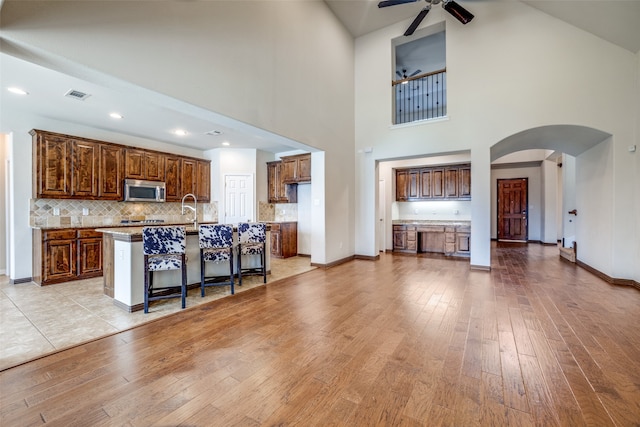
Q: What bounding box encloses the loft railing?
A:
[393,68,447,125]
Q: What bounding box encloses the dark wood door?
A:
[35,133,72,198]
[196,160,210,202]
[78,238,103,278]
[408,170,420,199]
[145,152,165,182]
[181,158,197,196]
[395,170,408,201]
[124,148,145,179]
[43,239,76,284]
[498,178,528,241]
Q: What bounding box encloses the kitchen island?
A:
[392,220,471,257]
[97,224,271,312]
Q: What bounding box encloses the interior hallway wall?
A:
[0,134,7,275]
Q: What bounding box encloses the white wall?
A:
[355,1,638,277]
[0,134,7,275]
[1,0,355,265]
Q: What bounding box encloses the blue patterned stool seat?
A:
[199,224,234,296]
[146,254,183,271]
[237,222,267,285]
[142,226,187,313]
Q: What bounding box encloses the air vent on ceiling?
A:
[205,130,223,136]
[64,89,91,101]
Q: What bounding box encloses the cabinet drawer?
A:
[417,225,445,233]
[77,229,102,239]
[445,233,455,243]
[43,229,76,241]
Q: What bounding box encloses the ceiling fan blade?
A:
[442,0,474,24]
[378,0,419,8]
[396,71,403,77]
[409,69,422,77]
[404,7,430,36]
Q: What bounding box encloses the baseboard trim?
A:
[354,254,380,261]
[297,253,311,258]
[10,277,33,285]
[113,299,144,313]
[576,259,640,291]
[311,255,355,270]
[470,264,491,272]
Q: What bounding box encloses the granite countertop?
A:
[96,222,271,237]
[392,219,470,226]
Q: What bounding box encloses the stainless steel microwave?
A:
[123,179,166,202]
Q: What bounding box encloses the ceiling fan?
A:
[396,68,422,80]
[378,0,474,36]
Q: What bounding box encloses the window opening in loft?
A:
[394,29,446,125]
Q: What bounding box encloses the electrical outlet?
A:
[53,207,60,216]
[82,208,89,216]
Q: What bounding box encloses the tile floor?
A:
[0,256,315,371]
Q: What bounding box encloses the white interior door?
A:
[224,174,254,224]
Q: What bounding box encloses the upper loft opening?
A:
[392,23,446,125]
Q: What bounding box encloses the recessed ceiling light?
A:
[222,141,230,146]
[174,129,188,136]
[8,87,28,95]
[109,113,123,119]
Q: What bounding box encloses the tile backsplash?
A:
[258,202,298,222]
[30,199,218,228]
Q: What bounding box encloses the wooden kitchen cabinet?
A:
[164,155,181,202]
[71,139,99,198]
[269,222,298,258]
[125,148,166,182]
[181,158,197,196]
[395,163,470,201]
[34,228,104,286]
[393,223,469,257]
[267,161,297,203]
[98,144,125,200]
[196,159,211,202]
[393,224,417,253]
[281,153,311,184]
[395,170,409,201]
[32,131,72,198]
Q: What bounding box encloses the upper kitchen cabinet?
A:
[180,157,211,202]
[124,148,166,182]
[281,153,311,184]
[32,130,124,200]
[32,130,72,198]
[164,155,181,202]
[267,161,297,203]
[395,163,471,201]
[98,144,125,200]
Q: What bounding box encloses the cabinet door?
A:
[458,165,471,199]
[165,155,181,202]
[408,170,420,199]
[393,227,407,250]
[72,140,99,198]
[43,239,76,284]
[297,155,311,182]
[444,167,459,198]
[395,170,408,201]
[181,158,197,196]
[281,158,297,184]
[78,237,103,277]
[456,233,470,254]
[270,225,282,257]
[431,168,445,198]
[145,152,166,182]
[34,132,72,198]
[419,169,432,198]
[99,145,124,200]
[124,148,145,179]
[196,160,210,202]
[267,162,280,203]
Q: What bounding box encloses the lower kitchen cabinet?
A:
[33,228,103,285]
[269,222,298,258]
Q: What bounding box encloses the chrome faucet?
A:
[181,193,198,228]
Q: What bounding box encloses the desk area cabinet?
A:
[269,222,298,258]
[395,163,470,201]
[393,222,470,257]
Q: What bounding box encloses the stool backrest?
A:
[238,223,266,244]
[142,226,186,255]
[199,224,233,249]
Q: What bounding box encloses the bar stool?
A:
[237,222,267,286]
[142,226,187,313]
[199,224,235,296]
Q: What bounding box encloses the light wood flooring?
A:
[1,243,640,426]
